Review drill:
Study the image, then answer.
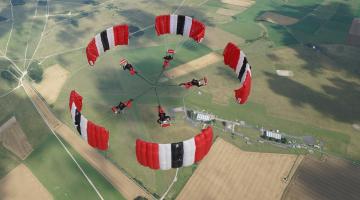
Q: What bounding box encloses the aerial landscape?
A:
[0,0,359,199]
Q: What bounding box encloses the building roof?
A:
[303,136,316,145]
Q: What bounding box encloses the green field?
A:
[25,134,125,200]
[1,0,360,199]
[52,43,211,198]
[0,88,50,177]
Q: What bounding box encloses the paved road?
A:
[23,81,150,200]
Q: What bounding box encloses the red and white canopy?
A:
[223,42,252,104]
[155,14,206,43]
[136,126,213,170]
[69,90,109,151]
[86,24,129,66]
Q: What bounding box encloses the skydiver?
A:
[157,105,171,127]
[120,59,136,75]
[162,49,175,68]
[112,99,133,114]
[179,77,208,89]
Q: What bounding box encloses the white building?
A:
[263,130,283,140]
[195,112,215,122]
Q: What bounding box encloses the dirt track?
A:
[221,0,255,7]
[257,12,298,26]
[177,139,302,200]
[0,164,52,200]
[164,52,222,78]
[23,81,150,200]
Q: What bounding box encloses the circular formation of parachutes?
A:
[69,14,253,170]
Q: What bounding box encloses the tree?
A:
[28,61,43,83]
[1,70,16,82]
[134,196,148,200]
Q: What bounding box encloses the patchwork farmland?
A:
[0,0,359,199]
[177,139,303,200]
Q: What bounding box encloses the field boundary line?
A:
[22,81,104,200]
[4,0,14,56]
[22,81,152,199]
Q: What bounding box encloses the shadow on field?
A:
[260,1,360,123]
[172,6,215,27]
[117,9,155,28]
[56,27,91,47]
[264,2,359,76]
[0,1,29,38]
[92,59,186,121]
[265,72,360,123]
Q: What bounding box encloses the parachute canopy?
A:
[223,42,252,104]
[69,90,109,151]
[155,14,206,43]
[136,126,213,170]
[86,24,129,66]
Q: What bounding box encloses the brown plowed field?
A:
[0,117,33,160]
[257,12,298,26]
[177,139,302,200]
[282,156,360,200]
[348,18,360,46]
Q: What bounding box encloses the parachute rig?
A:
[72,15,255,172]
[83,16,210,128]
[223,42,252,104]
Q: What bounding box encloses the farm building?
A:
[261,130,286,143]
[303,136,316,146]
[195,112,215,122]
[186,110,215,123]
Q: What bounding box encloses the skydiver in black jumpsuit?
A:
[112,99,133,114]
[157,106,171,127]
[163,50,175,68]
[179,77,208,89]
[122,63,136,75]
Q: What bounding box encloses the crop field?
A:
[348,18,360,46]
[282,156,360,200]
[25,134,125,200]
[0,0,359,199]
[34,64,69,104]
[165,52,222,79]
[0,164,52,200]
[177,138,303,200]
[257,12,299,25]
[0,117,33,160]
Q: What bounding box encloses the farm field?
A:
[282,156,360,200]
[0,116,33,160]
[23,81,146,199]
[25,134,126,200]
[177,138,303,200]
[0,164,52,200]
[0,0,359,199]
